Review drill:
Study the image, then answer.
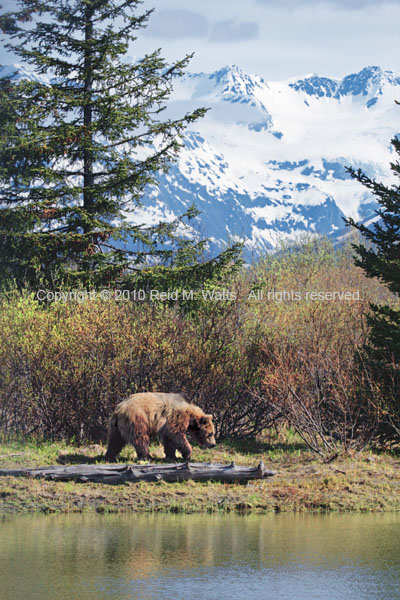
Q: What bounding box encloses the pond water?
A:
[1,512,399,600]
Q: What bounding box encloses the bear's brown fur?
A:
[105,392,216,461]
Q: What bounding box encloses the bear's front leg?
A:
[175,434,192,461]
[161,436,177,461]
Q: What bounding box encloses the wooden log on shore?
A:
[0,461,276,484]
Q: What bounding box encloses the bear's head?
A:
[188,414,216,449]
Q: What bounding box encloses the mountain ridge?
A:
[2,63,399,256]
[144,63,399,254]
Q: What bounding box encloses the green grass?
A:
[0,437,399,515]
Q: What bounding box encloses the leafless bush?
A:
[260,342,384,455]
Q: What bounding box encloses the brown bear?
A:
[105,392,216,462]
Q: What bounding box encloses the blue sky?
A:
[1,0,399,79]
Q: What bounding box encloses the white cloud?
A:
[210,20,259,43]
[142,9,209,39]
[257,0,398,8]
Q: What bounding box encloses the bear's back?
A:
[121,392,188,409]
[114,392,192,434]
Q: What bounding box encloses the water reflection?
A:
[1,513,399,599]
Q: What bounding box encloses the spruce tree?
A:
[0,0,241,290]
[345,133,400,438]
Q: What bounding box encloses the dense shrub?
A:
[0,292,274,441]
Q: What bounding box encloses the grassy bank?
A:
[1,438,399,515]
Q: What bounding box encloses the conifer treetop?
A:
[0,0,241,290]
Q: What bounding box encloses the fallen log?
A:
[0,461,276,484]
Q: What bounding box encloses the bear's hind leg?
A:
[128,416,151,460]
[133,436,151,460]
[105,418,126,462]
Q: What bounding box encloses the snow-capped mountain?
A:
[2,63,399,255]
[134,64,399,255]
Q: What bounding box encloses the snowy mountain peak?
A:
[180,65,273,133]
[339,66,397,93]
[210,64,266,90]
[289,75,338,98]
[211,64,244,79]
[289,66,400,107]
[185,64,268,102]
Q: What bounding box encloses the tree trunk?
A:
[83,4,94,227]
[0,461,276,484]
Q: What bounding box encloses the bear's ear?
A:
[206,414,213,420]
[189,416,199,430]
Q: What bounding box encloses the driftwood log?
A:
[0,461,276,485]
